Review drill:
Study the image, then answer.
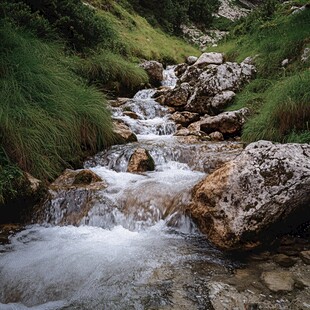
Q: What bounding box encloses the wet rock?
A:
[127,148,155,173]
[51,169,104,190]
[24,173,42,194]
[164,83,191,107]
[273,254,297,268]
[189,141,310,250]
[199,108,250,136]
[186,56,198,65]
[38,169,107,226]
[113,119,137,144]
[194,52,224,67]
[139,60,164,86]
[209,131,224,141]
[261,271,294,292]
[300,251,310,264]
[123,111,139,119]
[109,97,130,107]
[170,111,200,127]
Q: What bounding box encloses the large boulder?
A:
[127,148,155,173]
[139,60,164,86]
[189,141,310,250]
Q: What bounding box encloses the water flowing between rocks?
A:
[0,67,245,310]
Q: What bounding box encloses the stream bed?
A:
[0,67,309,310]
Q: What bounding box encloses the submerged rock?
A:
[189,141,310,250]
[127,148,155,173]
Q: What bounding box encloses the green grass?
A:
[95,2,200,63]
[0,22,114,202]
[76,49,148,95]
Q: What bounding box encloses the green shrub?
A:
[0,22,114,182]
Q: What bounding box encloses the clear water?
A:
[0,68,242,310]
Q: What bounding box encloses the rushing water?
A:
[0,67,243,310]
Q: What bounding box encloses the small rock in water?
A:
[273,254,297,268]
[113,119,137,144]
[261,271,295,292]
[300,250,310,264]
[127,148,155,173]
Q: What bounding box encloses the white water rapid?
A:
[0,67,243,310]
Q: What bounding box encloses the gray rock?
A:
[194,52,224,66]
[164,83,191,107]
[301,47,310,63]
[189,141,310,250]
[186,55,198,65]
[261,271,294,292]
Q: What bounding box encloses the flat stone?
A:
[300,251,310,264]
[261,271,294,292]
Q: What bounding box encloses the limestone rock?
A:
[139,60,164,86]
[189,141,310,250]
[301,47,310,63]
[182,62,255,114]
[186,55,198,65]
[123,111,139,119]
[127,148,155,173]
[113,119,137,144]
[194,52,224,66]
[199,108,250,136]
[174,63,188,77]
[170,111,200,127]
[261,271,294,292]
[300,251,310,264]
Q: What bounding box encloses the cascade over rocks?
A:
[127,148,155,173]
[189,141,310,251]
[36,169,107,225]
[139,60,164,87]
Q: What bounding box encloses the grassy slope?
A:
[207,3,310,143]
[0,1,199,205]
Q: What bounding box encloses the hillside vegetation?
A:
[208,0,310,143]
[0,0,201,206]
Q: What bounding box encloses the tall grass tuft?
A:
[76,50,148,95]
[0,22,114,184]
[242,71,310,143]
